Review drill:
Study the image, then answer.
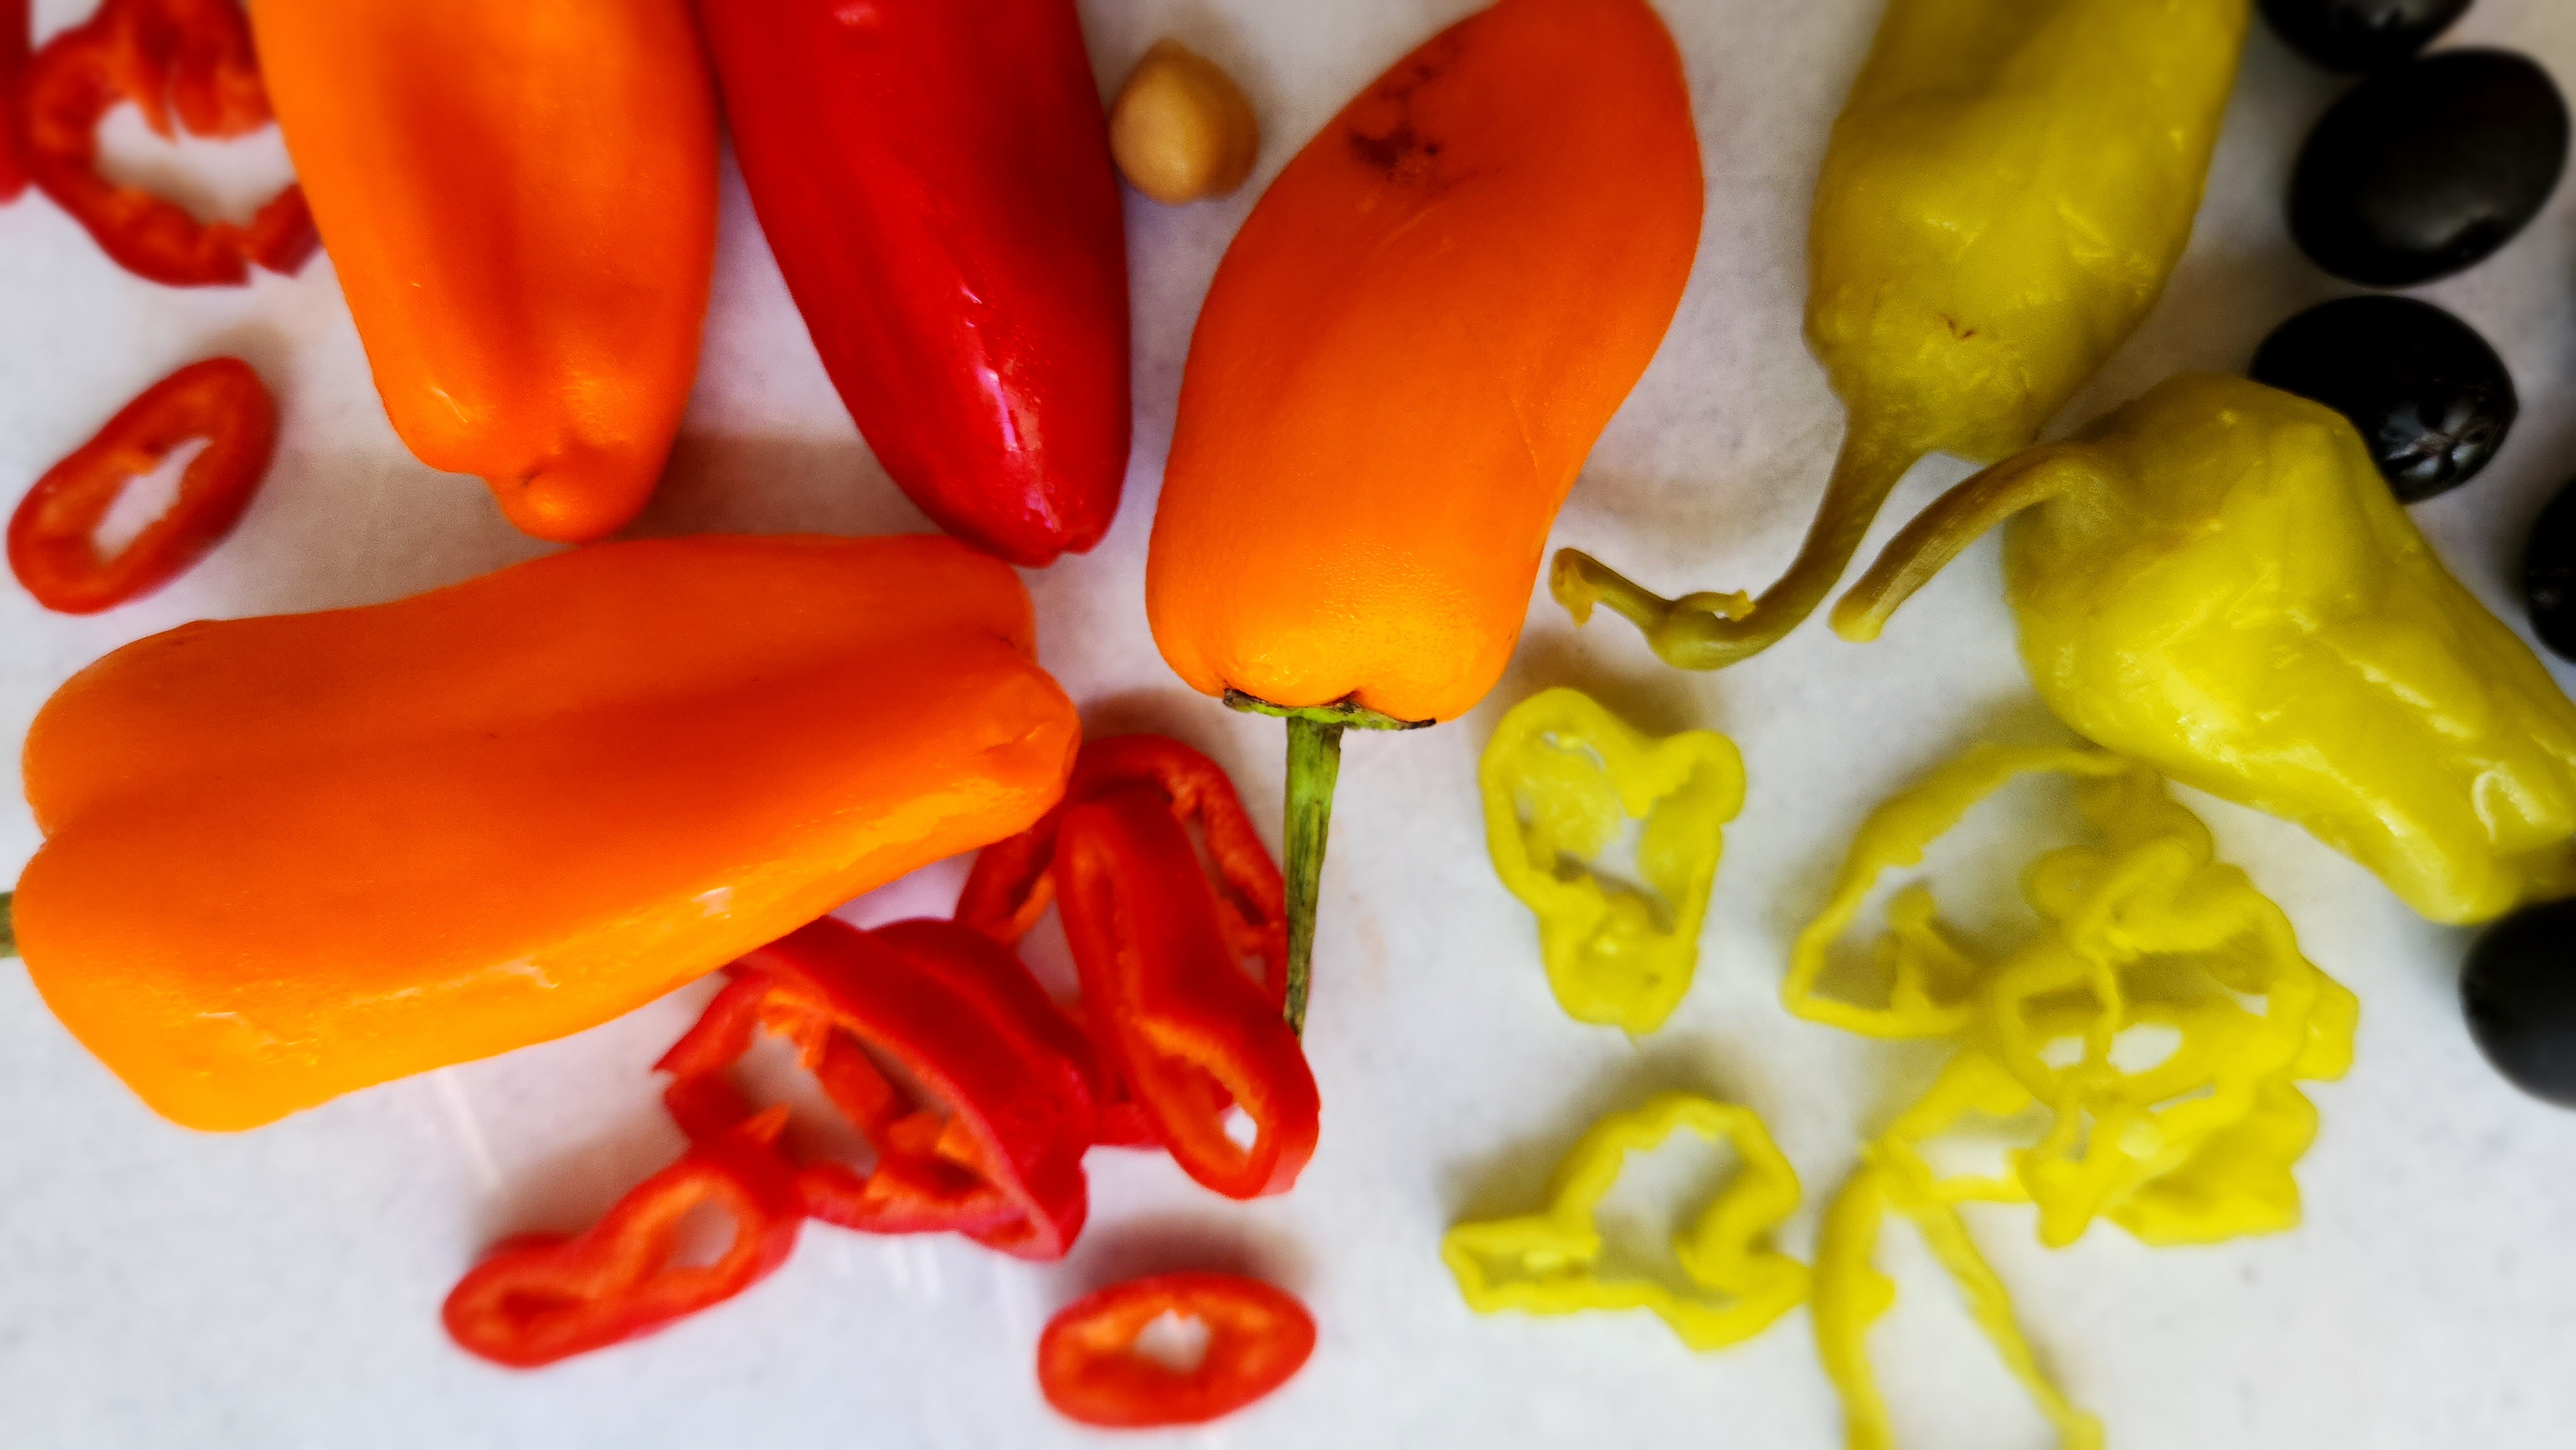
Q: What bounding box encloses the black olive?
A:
[2248,295,2515,502]
[2258,0,2470,73]
[2462,898,2576,1107]
[2289,50,2570,287]
[2522,476,2576,663]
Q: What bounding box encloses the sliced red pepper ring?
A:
[662,917,1097,1261]
[22,0,317,287]
[1037,1272,1316,1428]
[1057,788,1320,1200]
[960,733,1287,1003]
[440,1111,804,1370]
[8,356,276,614]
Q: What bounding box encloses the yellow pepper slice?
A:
[1442,1091,1808,1352]
[1786,743,2134,1039]
[1480,688,1745,1032]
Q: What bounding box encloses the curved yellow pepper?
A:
[1839,373,2576,925]
[1557,0,2250,668]
[1798,743,2357,1447]
[1479,688,1745,1032]
[1442,1092,1808,1352]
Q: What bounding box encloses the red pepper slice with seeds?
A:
[662,916,1097,1261]
[441,1112,804,1370]
[8,356,275,614]
[1037,1272,1316,1427]
[22,0,317,287]
[1056,787,1320,1200]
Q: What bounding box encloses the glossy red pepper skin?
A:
[697,0,1130,567]
[442,1114,804,1370]
[8,357,275,614]
[1057,789,1320,1199]
[668,918,1097,1260]
[960,735,1289,1000]
[2,0,29,201]
[1037,1272,1317,1427]
[21,0,316,287]
[960,735,1293,1154]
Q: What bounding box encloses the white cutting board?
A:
[5,1,2573,1445]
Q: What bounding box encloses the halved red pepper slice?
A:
[8,356,275,614]
[959,733,1293,1154]
[960,733,1287,1001]
[661,916,1097,1261]
[441,1112,804,1370]
[1037,1272,1317,1427]
[22,0,317,286]
[1056,788,1320,1200]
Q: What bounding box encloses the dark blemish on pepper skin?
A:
[1346,35,1464,180]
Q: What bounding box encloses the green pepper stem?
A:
[1282,716,1342,1036]
[1,891,15,961]
[1553,426,1922,670]
[1830,442,2092,642]
[1225,690,1432,1035]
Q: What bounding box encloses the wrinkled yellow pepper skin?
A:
[1840,373,2576,925]
[1479,688,1745,1032]
[1556,0,2249,669]
[1797,744,2357,1449]
[1442,1093,1808,1353]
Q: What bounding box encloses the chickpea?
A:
[1109,40,1258,205]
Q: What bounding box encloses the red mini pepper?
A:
[697,0,1130,567]
[21,0,316,287]
[1037,1272,1317,1428]
[442,1113,804,1370]
[663,916,1097,1261]
[8,357,275,614]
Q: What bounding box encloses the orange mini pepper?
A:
[1143,0,1703,1026]
[246,0,717,543]
[10,535,1077,1131]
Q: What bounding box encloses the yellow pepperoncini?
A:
[1838,373,2576,925]
[1555,0,2250,669]
[1479,688,1746,1032]
[1442,1092,1808,1352]
[1797,742,2356,1447]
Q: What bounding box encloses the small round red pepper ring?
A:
[440,1114,804,1370]
[8,356,276,614]
[22,0,318,287]
[1037,1272,1316,1428]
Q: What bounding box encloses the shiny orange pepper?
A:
[246,0,717,543]
[1143,0,1704,1025]
[12,536,1077,1131]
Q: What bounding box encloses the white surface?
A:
[5,1,2575,1446]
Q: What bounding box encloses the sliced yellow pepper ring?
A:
[1786,744,2134,1039]
[1480,688,1745,1033]
[1815,1162,2107,1450]
[1441,1091,1808,1352]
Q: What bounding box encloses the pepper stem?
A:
[1,891,15,960]
[1829,444,2092,643]
[1553,423,1922,670]
[1282,717,1341,1036]
[1224,690,1433,1035]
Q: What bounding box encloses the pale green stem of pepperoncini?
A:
[1224,690,1432,1035]
[1442,1092,1808,1353]
[1553,428,1920,670]
[0,891,15,959]
[1478,687,1745,1033]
